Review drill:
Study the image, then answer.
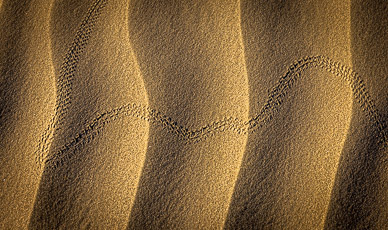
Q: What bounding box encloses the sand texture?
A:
[0,0,387,229]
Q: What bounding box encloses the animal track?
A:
[42,56,388,170]
[35,0,107,171]
[36,0,387,172]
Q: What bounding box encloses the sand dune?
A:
[126,1,249,228]
[1,0,387,229]
[225,1,353,229]
[325,1,388,229]
[29,0,149,228]
[0,0,55,228]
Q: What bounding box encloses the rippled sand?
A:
[0,0,387,229]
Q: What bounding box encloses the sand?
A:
[0,0,387,229]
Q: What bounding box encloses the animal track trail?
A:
[42,56,388,171]
[34,0,387,172]
[35,0,107,172]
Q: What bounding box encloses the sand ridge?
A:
[324,1,388,228]
[0,0,56,229]
[29,0,151,228]
[126,0,250,228]
[35,0,107,170]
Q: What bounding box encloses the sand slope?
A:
[0,0,55,228]
[126,1,249,228]
[28,0,149,228]
[0,0,387,229]
[325,1,388,229]
[225,1,353,229]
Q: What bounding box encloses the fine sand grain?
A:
[1,0,387,229]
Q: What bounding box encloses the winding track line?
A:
[35,0,107,170]
[35,0,387,171]
[42,56,388,170]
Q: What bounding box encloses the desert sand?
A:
[0,0,387,229]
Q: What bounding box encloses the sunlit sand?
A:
[1,0,387,229]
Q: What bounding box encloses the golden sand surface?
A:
[0,0,387,229]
